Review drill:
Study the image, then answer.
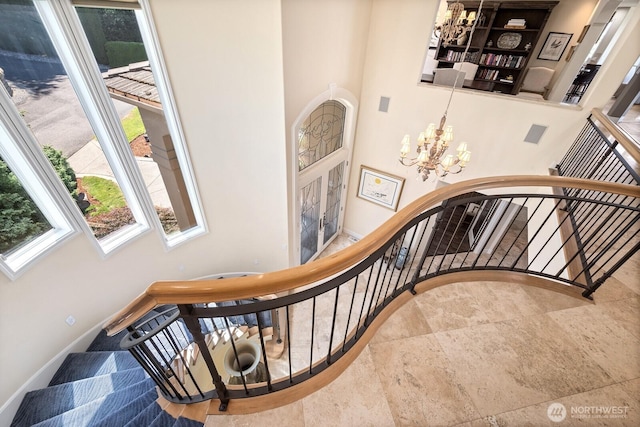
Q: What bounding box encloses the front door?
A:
[298,100,349,264]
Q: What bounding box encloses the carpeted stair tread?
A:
[49,351,138,386]
[123,400,163,427]
[11,368,148,426]
[90,388,159,427]
[85,329,126,352]
[149,409,178,426]
[27,377,156,427]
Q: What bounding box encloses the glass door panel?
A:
[300,177,322,264]
[323,161,345,244]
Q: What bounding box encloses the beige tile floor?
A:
[206,234,640,426]
[605,101,640,146]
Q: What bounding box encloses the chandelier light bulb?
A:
[459,150,471,165]
[400,135,411,157]
[425,124,437,140]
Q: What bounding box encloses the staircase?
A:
[10,325,205,427]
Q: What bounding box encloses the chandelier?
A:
[399,0,481,181]
[436,2,478,46]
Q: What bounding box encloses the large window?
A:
[0,0,205,277]
[0,107,76,278]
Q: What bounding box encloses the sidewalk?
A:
[68,139,171,208]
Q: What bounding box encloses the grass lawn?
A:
[121,107,146,142]
[80,176,128,215]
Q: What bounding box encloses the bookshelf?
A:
[433,1,558,94]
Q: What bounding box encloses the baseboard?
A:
[0,320,106,426]
[341,228,363,242]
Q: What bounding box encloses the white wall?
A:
[281,0,372,262]
[0,0,289,408]
[344,0,640,237]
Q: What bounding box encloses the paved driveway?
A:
[1,50,133,157]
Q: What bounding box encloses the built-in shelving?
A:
[434,1,558,94]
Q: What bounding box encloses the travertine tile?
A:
[370,298,431,344]
[454,418,492,427]
[519,284,591,312]
[414,282,491,332]
[491,382,639,426]
[610,252,640,295]
[205,400,305,427]
[369,334,481,426]
[592,296,640,340]
[619,378,640,408]
[436,315,614,416]
[548,304,640,382]
[464,281,544,323]
[302,346,395,427]
[591,275,639,303]
[494,315,615,397]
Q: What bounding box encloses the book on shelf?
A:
[504,18,526,29]
[479,53,524,68]
[444,50,480,63]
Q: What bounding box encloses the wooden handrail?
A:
[103,175,640,335]
[591,108,640,165]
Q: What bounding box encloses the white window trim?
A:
[35,0,153,256]
[0,93,78,279]
[36,0,208,253]
[136,0,208,248]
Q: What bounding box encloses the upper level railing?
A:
[103,110,640,413]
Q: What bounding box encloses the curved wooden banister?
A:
[591,108,640,164]
[104,175,640,335]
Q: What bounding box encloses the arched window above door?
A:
[298,100,346,171]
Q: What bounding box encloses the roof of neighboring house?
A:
[102,61,161,108]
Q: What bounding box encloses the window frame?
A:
[40,0,207,249]
[0,0,207,278]
[0,92,78,279]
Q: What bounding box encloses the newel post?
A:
[178,304,230,411]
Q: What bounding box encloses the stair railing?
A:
[103,175,639,412]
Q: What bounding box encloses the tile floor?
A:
[605,101,640,146]
[206,234,640,427]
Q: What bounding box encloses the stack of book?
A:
[504,18,526,29]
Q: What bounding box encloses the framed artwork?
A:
[357,165,405,211]
[538,32,573,61]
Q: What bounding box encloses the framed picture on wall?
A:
[357,165,405,211]
[538,32,573,61]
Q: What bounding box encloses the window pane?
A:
[0,155,52,255]
[76,6,198,237]
[0,0,139,242]
[300,177,321,264]
[298,100,346,171]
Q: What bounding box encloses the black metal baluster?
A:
[285,305,293,384]
[326,287,340,365]
[343,276,359,352]
[309,297,316,375]
[255,313,273,391]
